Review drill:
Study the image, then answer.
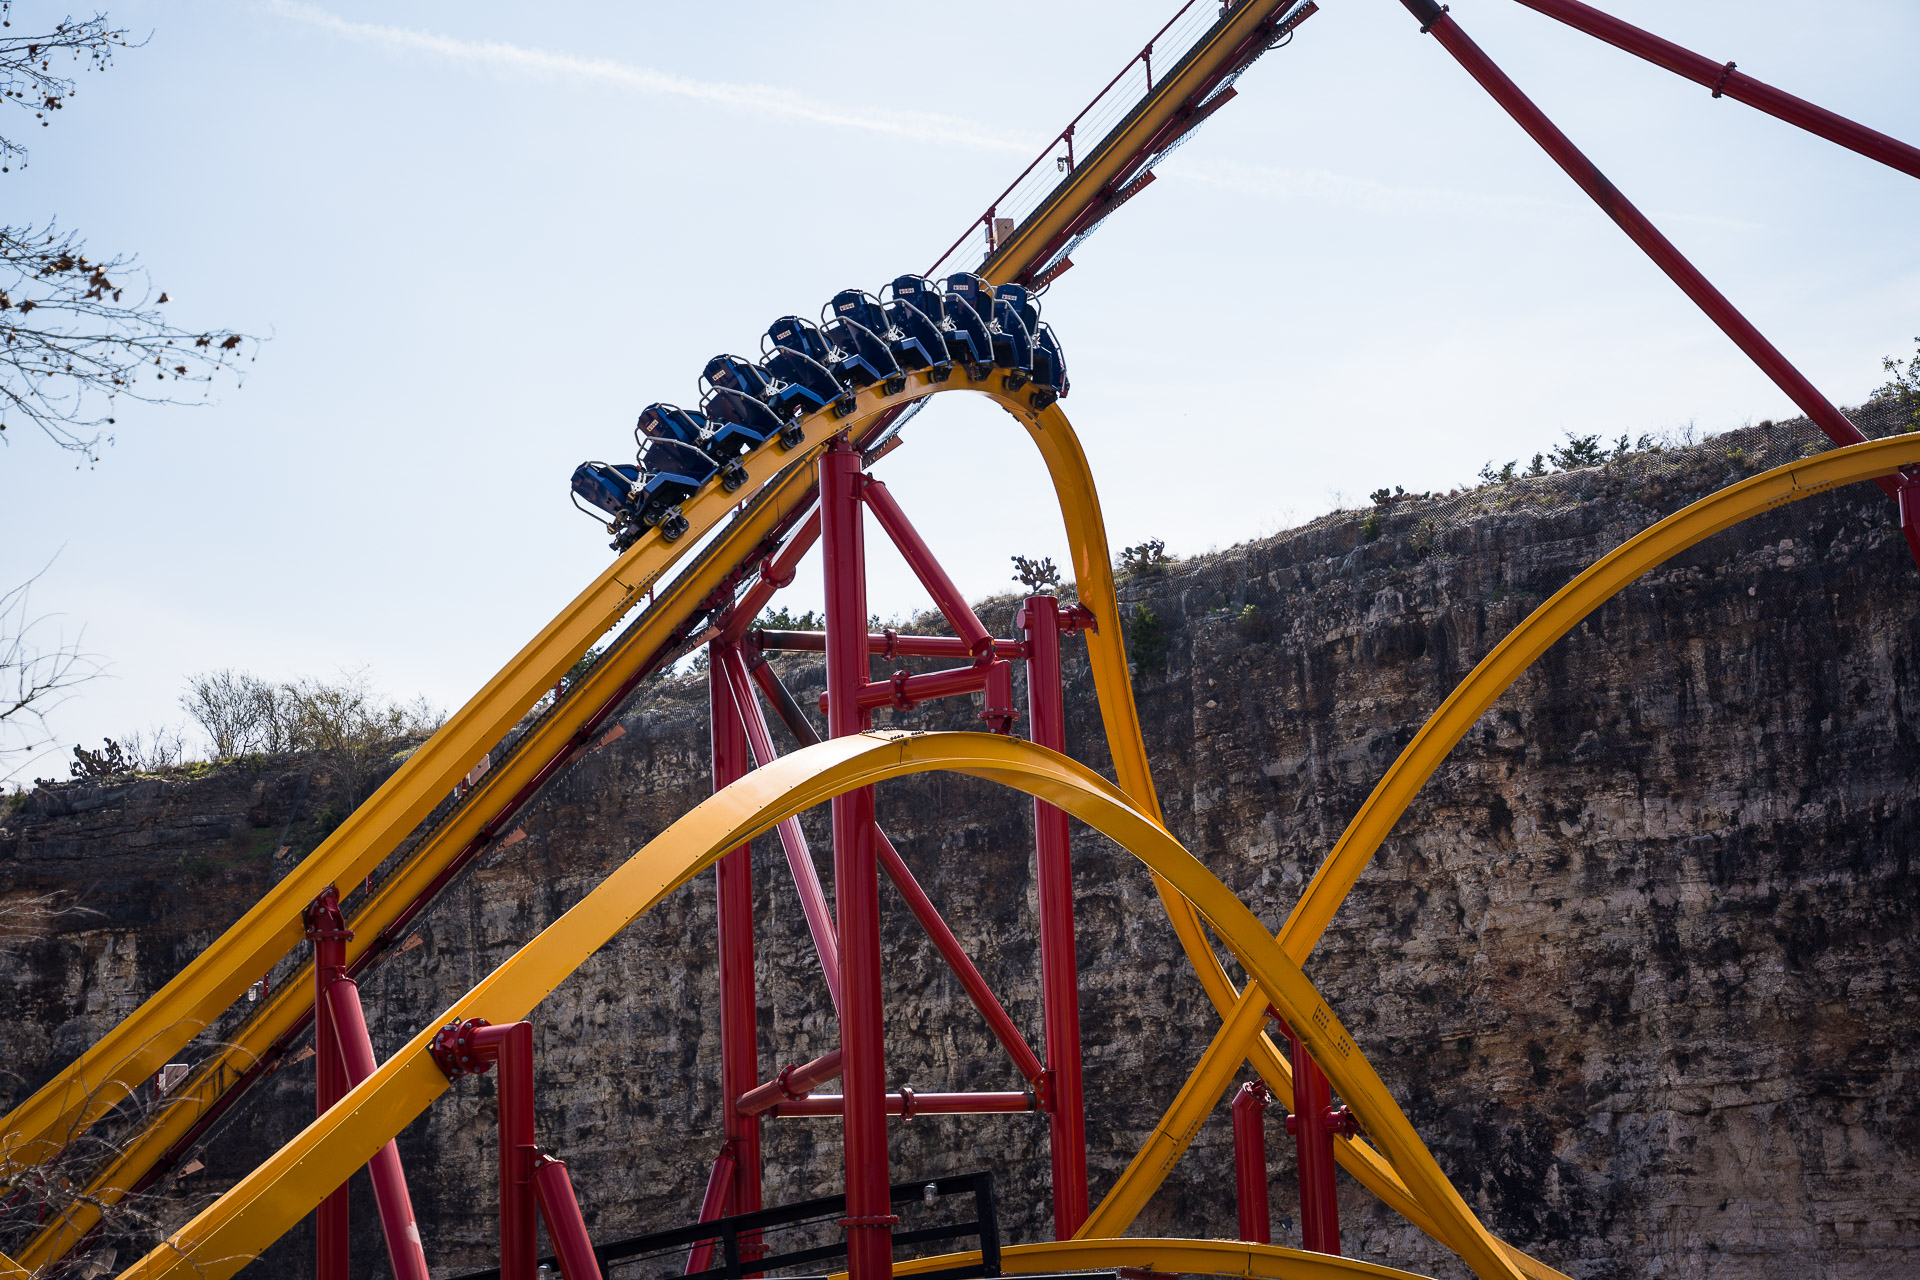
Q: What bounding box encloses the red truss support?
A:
[1398,0,1920,569]
[700,434,1096,1278]
[1278,1018,1359,1257]
[1232,1081,1272,1245]
[1509,0,1920,181]
[819,439,895,1280]
[430,1018,604,1280]
[305,890,431,1280]
[1019,594,1088,1237]
[708,649,765,1242]
[769,1091,1036,1118]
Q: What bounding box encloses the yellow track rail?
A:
[8,376,922,1265]
[22,374,1908,1279]
[115,729,1526,1280]
[1074,431,1920,1248]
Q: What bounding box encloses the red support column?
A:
[430,1019,602,1280]
[1282,1024,1340,1256]
[306,894,351,1280]
[1232,1081,1272,1245]
[1018,595,1087,1238]
[462,1021,539,1280]
[1397,0,1917,521]
[318,961,432,1280]
[820,438,894,1280]
[1901,477,1920,566]
[708,643,766,1237]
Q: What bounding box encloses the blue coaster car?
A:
[827,288,889,334]
[761,331,853,417]
[702,353,776,404]
[636,437,719,540]
[990,296,1035,384]
[935,274,996,374]
[853,284,948,379]
[766,316,834,364]
[636,402,708,446]
[995,283,1041,334]
[1030,322,1069,408]
[702,385,791,462]
[572,461,648,549]
[820,312,901,392]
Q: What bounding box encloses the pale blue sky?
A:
[4,0,1918,775]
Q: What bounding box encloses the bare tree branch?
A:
[1,5,259,458]
[0,2,133,173]
[0,561,104,782]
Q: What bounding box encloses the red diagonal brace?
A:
[861,477,995,657]
[1398,0,1919,567]
[1508,0,1920,181]
[718,644,843,1013]
[873,827,1046,1085]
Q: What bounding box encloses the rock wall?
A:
[3,413,1918,1280]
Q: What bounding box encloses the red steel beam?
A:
[819,438,894,1280]
[1282,1024,1340,1256]
[861,477,995,657]
[735,1050,845,1119]
[320,960,432,1280]
[1398,0,1909,510]
[305,895,352,1280]
[1509,0,1920,181]
[732,651,1043,1087]
[1232,1081,1272,1245]
[873,827,1046,1085]
[718,645,843,1014]
[769,1092,1035,1119]
[708,645,766,1230]
[721,508,823,646]
[532,1156,606,1280]
[1019,595,1088,1238]
[819,663,992,716]
[753,630,1027,661]
[683,1145,737,1276]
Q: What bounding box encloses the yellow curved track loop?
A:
[116,731,1527,1280]
[858,1237,1428,1280]
[1080,432,1920,1248]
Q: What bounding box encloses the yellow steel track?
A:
[5,363,1912,1279]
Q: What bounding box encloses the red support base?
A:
[1283,1024,1340,1256]
[1232,1081,1271,1245]
[308,890,431,1280]
[430,1019,604,1280]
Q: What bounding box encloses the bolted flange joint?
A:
[429,1017,494,1080]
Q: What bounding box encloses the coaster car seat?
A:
[636,437,719,539]
[571,461,647,550]
[820,312,901,391]
[760,342,849,418]
[702,353,776,405]
[702,385,788,460]
[1030,321,1070,408]
[636,402,708,446]
[936,273,996,373]
[765,315,834,364]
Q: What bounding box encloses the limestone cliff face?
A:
[3,414,1917,1280]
